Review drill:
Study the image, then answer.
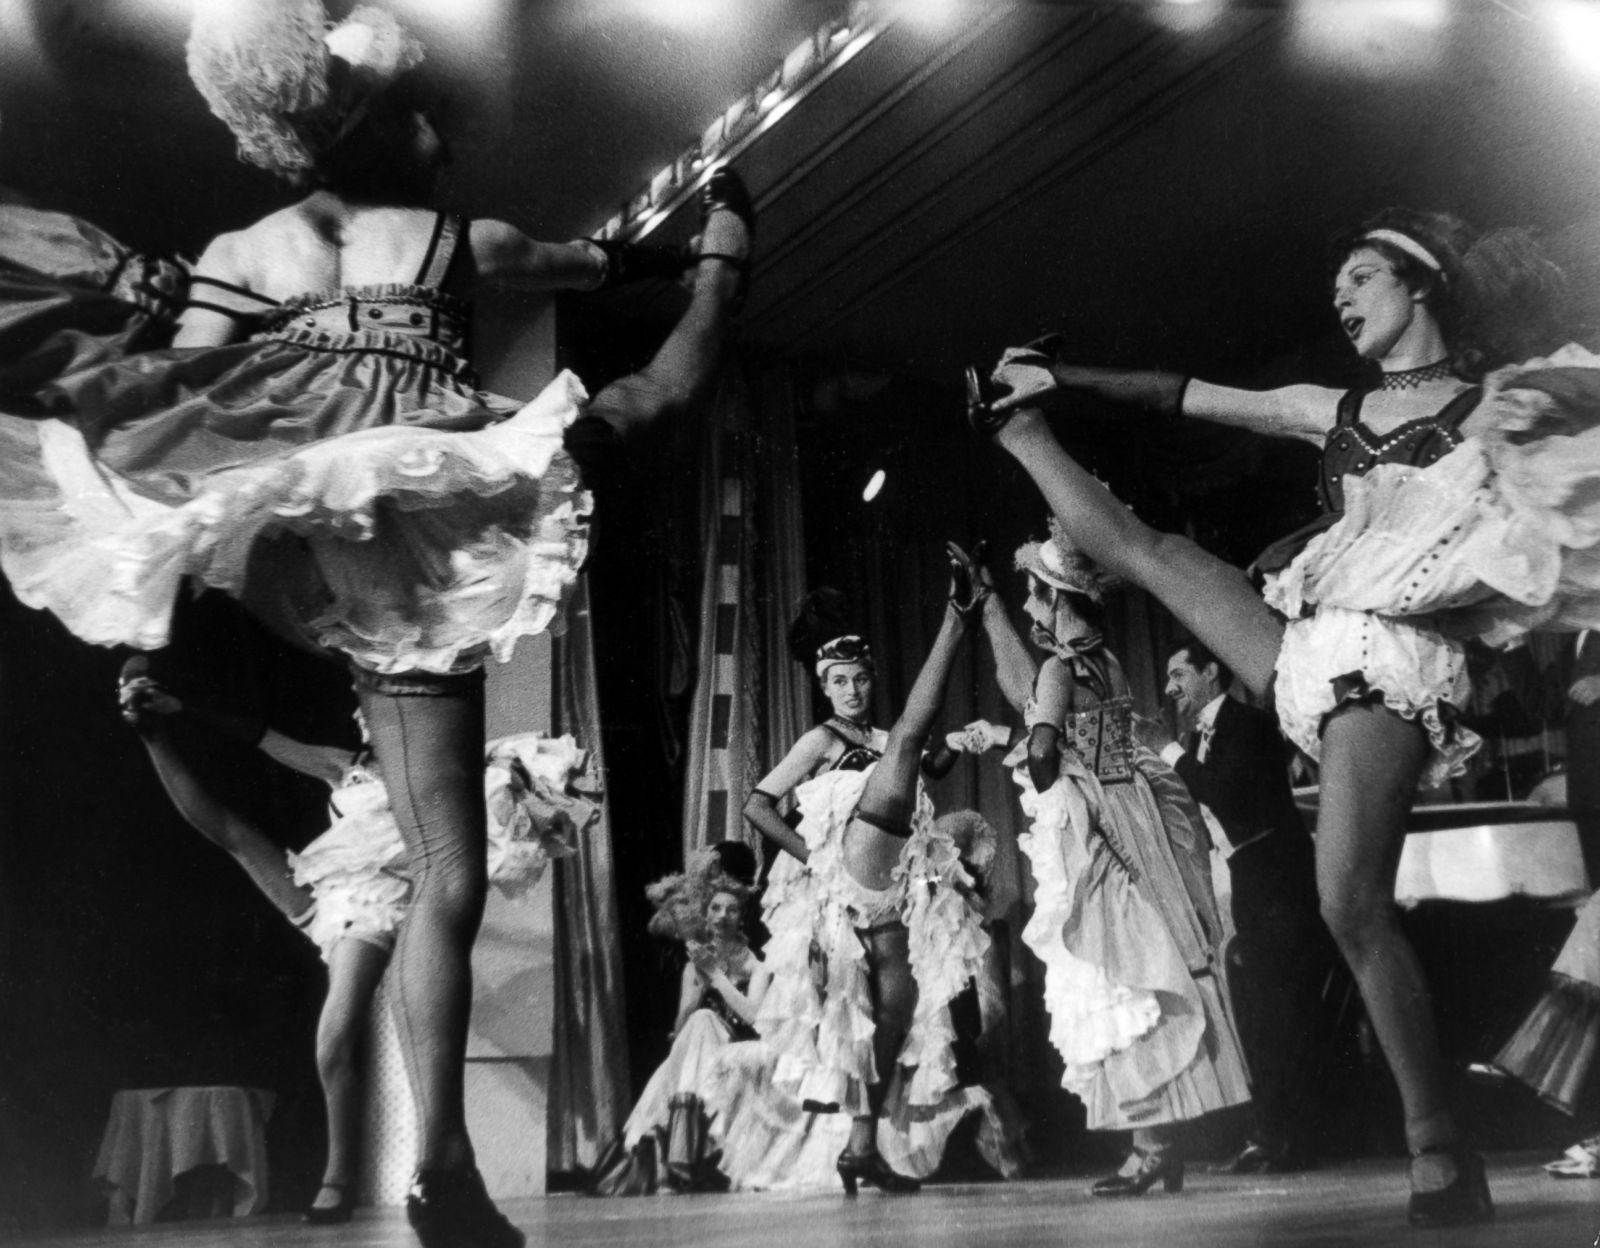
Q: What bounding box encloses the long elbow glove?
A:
[1053,364,1189,416]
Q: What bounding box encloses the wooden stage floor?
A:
[17,1154,1599,1248]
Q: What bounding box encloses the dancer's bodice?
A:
[1062,696,1136,784]
[1317,386,1481,513]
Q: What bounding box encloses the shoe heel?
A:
[1163,1159,1185,1193]
[837,1166,858,1197]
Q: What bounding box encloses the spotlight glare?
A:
[862,469,886,503]
[1289,0,1450,76]
[1547,0,1600,78]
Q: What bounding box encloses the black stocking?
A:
[355,677,488,1173]
[852,922,917,1152]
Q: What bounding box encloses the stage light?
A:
[594,1,890,240]
[885,0,963,34]
[629,0,738,27]
[1145,0,1228,34]
[1546,0,1600,79]
[862,469,886,503]
[0,1,49,86]
[759,74,786,114]
[1289,0,1450,76]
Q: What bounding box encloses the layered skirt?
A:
[291,732,598,959]
[1014,749,1251,1130]
[0,206,592,675]
[1265,346,1600,781]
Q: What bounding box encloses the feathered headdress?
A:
[645,849,751,945]
[187,1,424,178]
[1013,514,1121,603]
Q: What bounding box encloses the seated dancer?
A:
[0,4,753,1244]
[971,207,1592,1226]
[741,571,1013,1194]
[958,528,1249,1196]
[589,852,770,1196]
[118,659,598,1223]
[1492,889,1600,1179]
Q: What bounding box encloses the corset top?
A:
[1317,386,1481,513]
[1062,696,1135,783]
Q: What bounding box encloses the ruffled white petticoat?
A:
[289,732,598,959]
[1495,890,1600,1117]
[703,1038,1025,1190]
[1265,345,1600,780]
[0,371,591,674]
[1014,751,1250,1130]
[753,764,991,1119]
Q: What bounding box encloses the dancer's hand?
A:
[946,540,991,617]
[947,719,1010,754]
[988,335,1063,415]
[686,940,721,980]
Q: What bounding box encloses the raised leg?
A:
[843,605,967,890]
[129,713,313,924]
[992,410,1283,698]
[585,185,753,442]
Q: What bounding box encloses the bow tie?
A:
[1193,720,1216,763]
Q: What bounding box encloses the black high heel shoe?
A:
[1407,1146,1493,1228]
[303,1181,353,1226]
[836,1149,921,1196]
[966,335,1065,436]
[1090,1149,1185,1197]
[695,166,755,306]
[406,1167,525,1248]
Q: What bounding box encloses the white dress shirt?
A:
[1160,693,1228,768]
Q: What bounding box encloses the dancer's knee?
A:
[316,1014,361,1085]
[1318,888,1395,961]
[410,858,488,931]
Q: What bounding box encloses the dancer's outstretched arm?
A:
[979,593,1038,716]
[995,352,1336,444]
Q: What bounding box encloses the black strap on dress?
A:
[414,213,466,289]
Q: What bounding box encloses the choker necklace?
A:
[1378,360,1453,391]
[828,715,873,741]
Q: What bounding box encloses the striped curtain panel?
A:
[546,577,631,1171]
[681,367,809,861]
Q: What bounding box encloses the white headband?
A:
[1361,229,1444,276]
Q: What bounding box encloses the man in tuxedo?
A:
[1161,639,1335,1173]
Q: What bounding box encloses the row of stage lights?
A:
[593,0,882,242]
[594,0,1600,244]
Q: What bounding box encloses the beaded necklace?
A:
[1377,360,1454,391]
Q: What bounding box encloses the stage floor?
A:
[19,1154,1598,1248]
